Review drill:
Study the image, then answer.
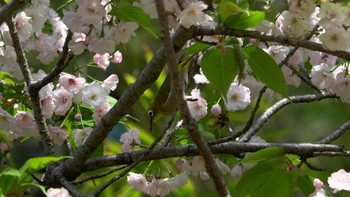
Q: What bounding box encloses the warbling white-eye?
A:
[147,55,194,131]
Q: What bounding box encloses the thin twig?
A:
[239,92,337,142]
[209,92,337,145]
[72,165,127,185]
[194,26,350,62]
[60,177,90,197]
[316,119,350,144]
[93,113,177,196]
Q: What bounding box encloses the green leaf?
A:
[223,11,265,29]
[297,175,314,196]
[235,163,293,197]
[241,147,285,163]
[244,45,288,97]
[19,156,72,174]
[107,96,117,106]
[184,42,211,57]
[21,183,47,195]
[0,72,15,86]
[0,168,20,196]
[201,47,239,96]
[115,6,157,38]
[218,0,244,22]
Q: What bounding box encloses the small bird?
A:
[148,55,194,131]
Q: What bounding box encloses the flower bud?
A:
[211,104,222,117]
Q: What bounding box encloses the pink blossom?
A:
[328,169,350,193]
[88,35,115,54]
[68,32,87,55]
[14,111,38,137]
[119,129,141,152]
[127,172,148,192]
[93,53,110,70]
[40,94,55,118]
[110,21,139,44]
[177,1,211,28]
[313,178,324,189]
[93,102,111,124]
[48,125,68,145]
[76,0,106,26]
[53,87,73,116]
[14,11,33,42]
[187,89,207,121]
[46,187,69,197]
[102,74,119,92]
[73,127,93,147]
[59,72,86,94]
[112,51,123,63]
[0,106,15,131]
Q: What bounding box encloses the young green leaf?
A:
[241,147,285,163]
[218,0,244,22]
[244,45,288,97]
[297,175,315,196]
[115,6,157,38]
[19,156,72,174]
[235,163,293,197]
[223,11,265,29]
[201,47,239,96]
[184,42,211,57]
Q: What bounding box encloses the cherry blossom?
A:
[46,187,69,197]
[110,21,139,44]
[177,1,211,29]
[102,74,119,92]
[119,129,141,152]
[59,72,86,94]
[225,82,251,112]
[47,125,68,145]
[328,169,350,193]
[186,89,207,121]
[76,0,106,26]
[93,53,110,70]
[82,82,108,108]
[93,102,111,124]
[112,51,123,63]
[53,87,74,116]
[73,127,93,147]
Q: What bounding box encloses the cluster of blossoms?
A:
[127,172,187,197]
[310,169,350,197]
[1,71,118,145]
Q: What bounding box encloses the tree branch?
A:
[0,0,28,25]
[155,1,229,196]
[63,25,194,174]
[194,26,350,61]
[316,119,350,144]
[210,92,337,144]
[83,142,344,172]
[6,17,54,155]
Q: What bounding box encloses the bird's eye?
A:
[148,110,154,117]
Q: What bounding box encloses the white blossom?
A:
[225,82,251,112]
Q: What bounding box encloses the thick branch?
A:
[0,0,28,25]
[83,142,344,172]
[194,26,350,61]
